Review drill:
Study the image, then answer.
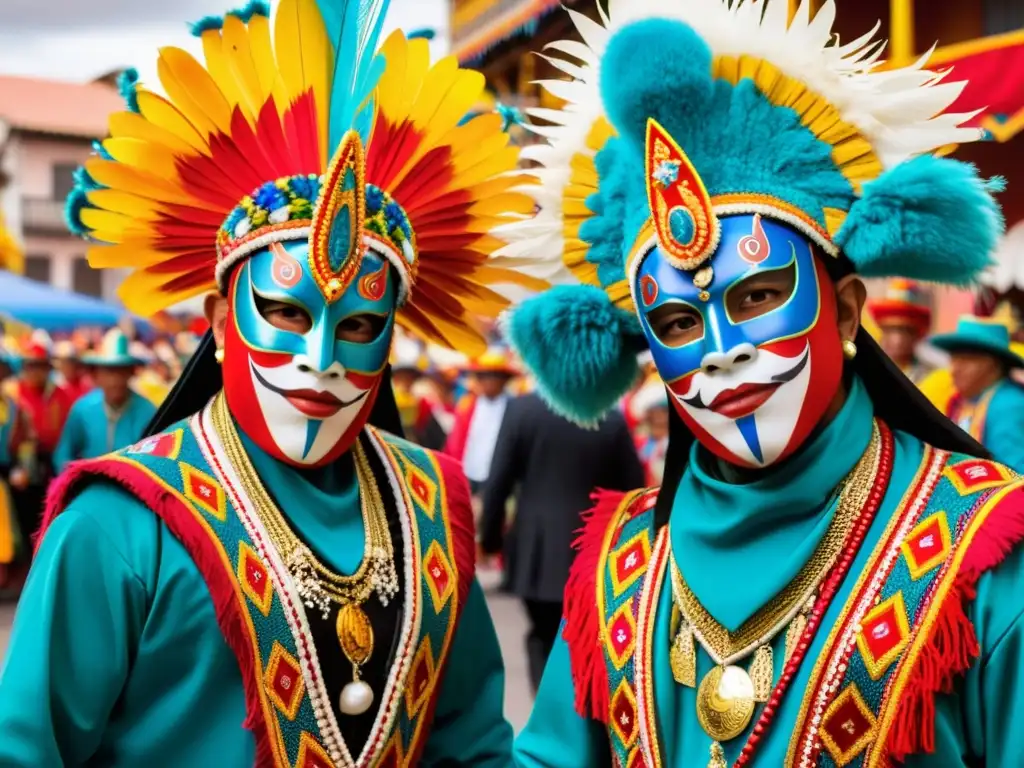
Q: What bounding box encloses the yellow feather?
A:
[402,40,432,110]
[451,131,509,175]
[222,15,266,120]
[274,0,332,160]
[86,189,163,222]
[136,91,208,152]
[117,269,213,317]
[468,194,534,216]
[199,29,244,116]
[419,70,485,148]
[443,112,502,150]
[248,12,289,112]
[408,55,460,131]
[450,146,519,189]
[103,137,180,180]
[86,159,200,208]
[376,32,409,120]
[157,47,233,137]
[87,244,170,269]
[108,111,195,156]
[79,209,144,242]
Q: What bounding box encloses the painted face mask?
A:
[634,213,843,468]
[223,240,396,467]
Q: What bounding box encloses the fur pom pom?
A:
[506,285,643,426]
[601,19,713,148]
[837,155,1004,285]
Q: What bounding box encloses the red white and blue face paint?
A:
[634,214,843,468]
[223,241,395,467]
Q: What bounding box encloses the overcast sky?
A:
[0,0,450,83]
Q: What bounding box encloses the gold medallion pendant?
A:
[337,603,376,715]
[696,665,756,742]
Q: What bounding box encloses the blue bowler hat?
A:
[82,329,144,368]
[930,315,1024,369]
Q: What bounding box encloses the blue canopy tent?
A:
[0,271,145,333]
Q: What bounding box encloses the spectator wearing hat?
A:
[445,348,518,494]
[930,315,1024,471]
[866,279,934,384]
[53,330,156,472]
[390,334,446,449]
[10,335,74,547]
[52,340,93,403]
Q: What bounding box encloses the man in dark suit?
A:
[480,392,645,692]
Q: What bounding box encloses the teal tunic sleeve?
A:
[514,632,612,768]
[983,382,1024,473]
[52,399,87,472]
[0,484,150,765]
[418,579,514,766]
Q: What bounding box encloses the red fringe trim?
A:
[40,458,276,768]
[885,481,1024,763]
[563,489,631,723]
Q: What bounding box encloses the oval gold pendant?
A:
[696,665,756,742]
[336,604,375,665]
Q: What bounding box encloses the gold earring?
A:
[842,339,857,360]
[214,348,225,364]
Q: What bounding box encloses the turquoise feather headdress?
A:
[497,0,1005,424]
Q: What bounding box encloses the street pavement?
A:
[0,566,535,733]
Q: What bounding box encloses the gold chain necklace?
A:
[668,422,881,750]
[211,394,399,716]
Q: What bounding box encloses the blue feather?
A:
[316,0,391,150]
[227,1,270,22]
[408,28,435,41]
[837,155,1005,286]
[188,15,224,36]
[506,285,643,426]
[116,68,140,114]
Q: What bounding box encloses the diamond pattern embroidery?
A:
[406,464,438,519]
[376,732,404,768]
[626,747,645,768]
[610,530,651,598]
[295,732,334,768]
[127,429,182,459]
[856,592,911,680]
[264,642,305,721]
[820,685,877,766]
[901,512,951,580]
[237,542,274,616]
[606,603,637,670]
[944,458,1011,496]
[180,463,227,522]
[423,540,455,614]
[609,680,639,748]
[405,636,436,717]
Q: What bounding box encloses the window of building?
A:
[52,163,78,202]
[72,256,102,297]
[984,0,1024,35]
[23,254,51,284]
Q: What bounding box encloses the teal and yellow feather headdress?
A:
[497,0,1005,423]
[68,0,544,355]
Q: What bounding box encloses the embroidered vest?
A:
[41,403,475,768]
[565,447,1024,768]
